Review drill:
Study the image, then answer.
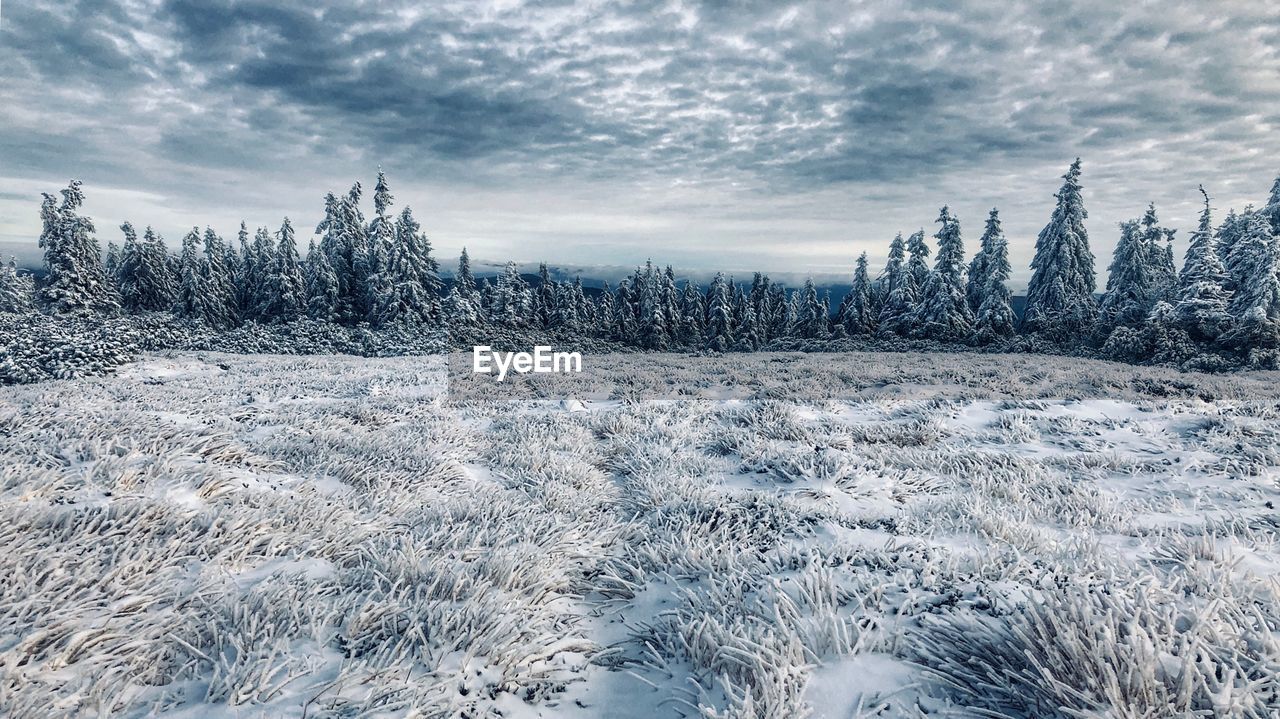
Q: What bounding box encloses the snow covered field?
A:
[2,351,1279,718]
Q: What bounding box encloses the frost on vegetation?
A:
[1,352,1280,718]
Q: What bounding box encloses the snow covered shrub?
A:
[0,259,35,313]
[1180,352,1235,374]
[0,312,139,384]
[1102,325,1150,363]
[1245,347,1280,370]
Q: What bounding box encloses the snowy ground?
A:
[2,351,1279,718]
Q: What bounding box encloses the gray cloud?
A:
[1,0,1279,284]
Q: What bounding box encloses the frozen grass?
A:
[1,351,1278,718]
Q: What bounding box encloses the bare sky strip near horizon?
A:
[1,1,1278,287]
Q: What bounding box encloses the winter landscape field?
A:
[3,350,1279,718]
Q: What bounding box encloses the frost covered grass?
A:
[1,351,1279,718]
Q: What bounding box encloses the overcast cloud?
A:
[1,0,1278,286]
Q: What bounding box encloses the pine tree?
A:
[572,276,594,333]
[1098,220,1158,336]
[734,305,762,350]
[877,233,915,335]
[444,251,483,332]
[661,266,682,345]
[1222,212,1280,349]
[145,227,177,310]
[879,232,907,300]
[533,263,556,328]
[704,272,735,350]
[549,280,577,332]
[596,281,615,339]
[1022,159,1096,337]
[1217,207,1258,298]
[176,228,212,321]
[840,252,876,334]
[748,273,771,344]
[235,222,255,315]
[1216,208,1244,282]
[1175,187,1232,342]
[1140,205,1178,303]
[203,227,237,328]
[363,170,395,322]
[0,257,35,313]
[766,283,789,339]
[966,209,1003,314]
[906,229,930,291]
[613,279,638,344]
[490,262,530,326]
[248,226,276,320]
[258,218,306,323]
[478,278,495,320]
[1145,301,1195,365]
[909,207,972,340]
[342,183,373,322]
[37,181,117,313]
[305,239,340,322]
[375,206,441,326]
[973,214,1015,343]
[1263,175,1280,236]
[105,242,121,283]
[442,285,482,332]
[680,280,705,346]
[118,223,175,314]
[455,248,479,304]
[116,223,144,312]
[791,277,828,339]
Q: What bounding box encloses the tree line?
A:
[5,160,1280,363]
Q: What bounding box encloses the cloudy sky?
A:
[2,0,1278,286]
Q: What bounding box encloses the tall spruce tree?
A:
[248,226,276,320]
[119,223,176,313]
[235,222,255,315]
[877,232,915,335]
[840,252,875,335]
[258,218,306,323]
[1263,175,1280,236]
[791,277,828,339]
[105,242,121,284]
[661,267,682,345]
[203,227,237,329]
[455,248,479,303]
[973,214,1015,343]
[1140,205,1178,303]
[966,209,1003,315]
[534,263,556,328]
[363,170,395,322]
[305,240,340,322]
[586,280,606,337]
[176,228,214,322]
[613,279,638,343]
[375,206,441,326]
[1175,187,1232,342]
[37,181,117,313]
[1222,212,1280,349]
[116,222,144,312]
[909,207,972,340]
[490,262,530,326]
[1098,219,1158,337]
[1022,159,1096,337]
[704,273,735,350]
[906,229,930,291]
[680,280,705,346]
